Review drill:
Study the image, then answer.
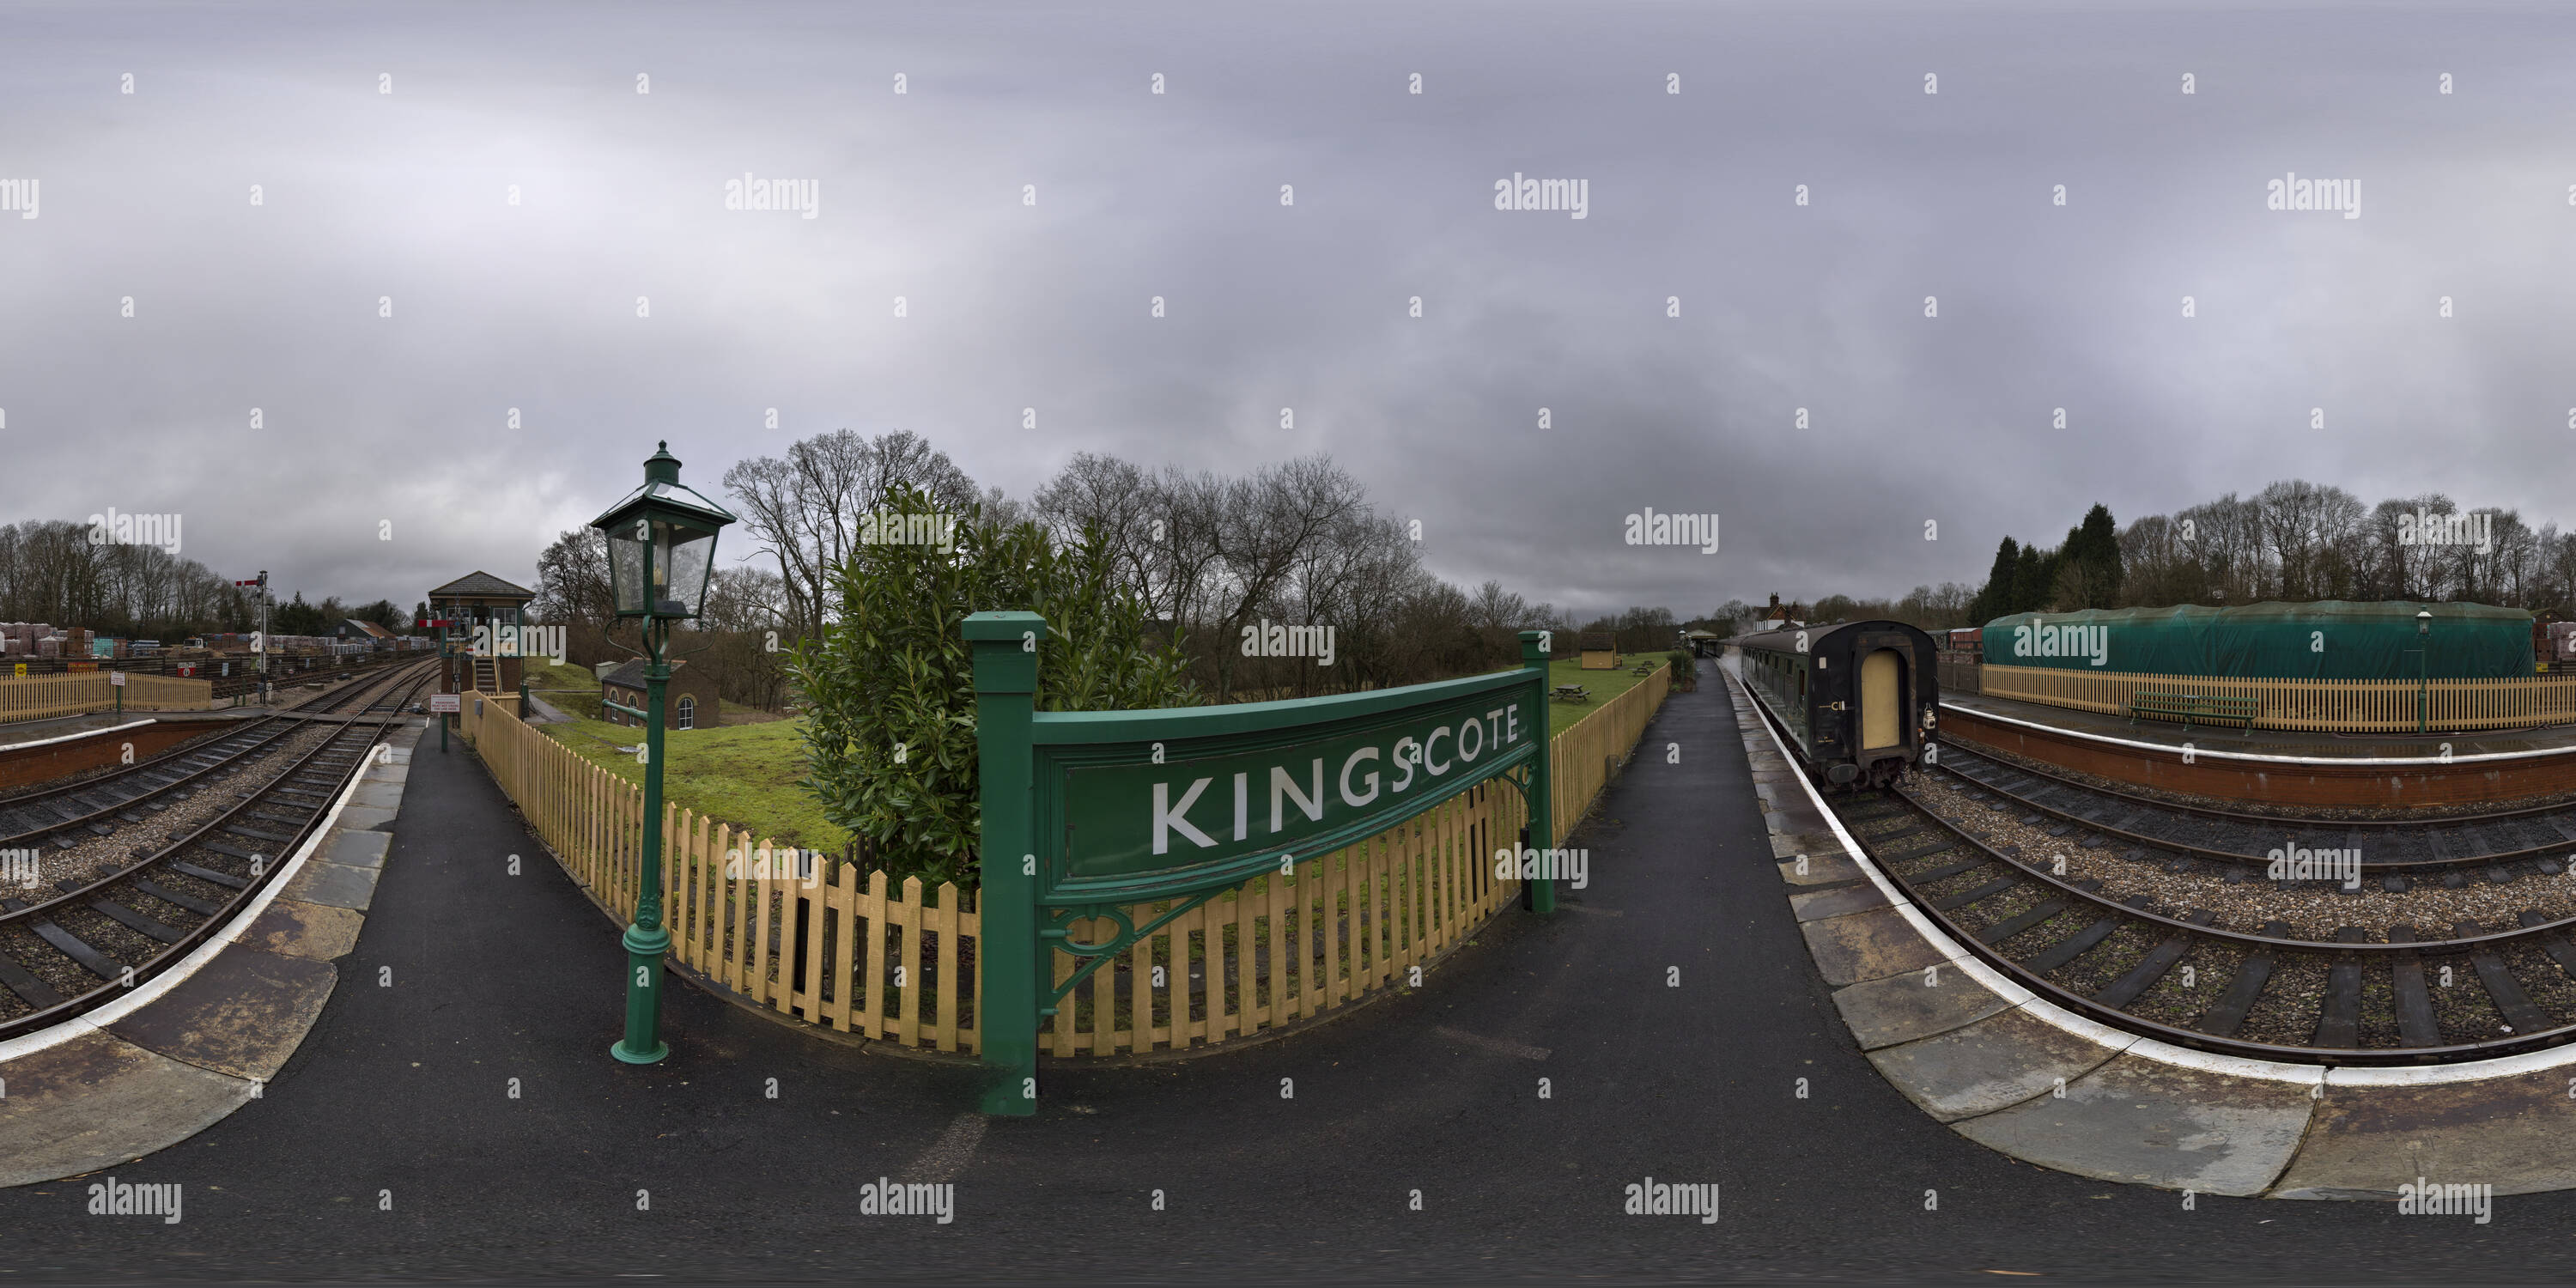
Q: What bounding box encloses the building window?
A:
[676,696,696,731]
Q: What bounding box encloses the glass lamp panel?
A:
[608,521,647,615]
[648,521,675,616]
[665,527,716,620]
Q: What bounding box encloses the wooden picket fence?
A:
[0,671,212,724]
[1980,664,2576,733]
[458,664,1671,1057]
[1548,665,1672,842]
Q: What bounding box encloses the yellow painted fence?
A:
[0,672,213,724]
[1980,664,2576,733]
[458,665,1671,1056]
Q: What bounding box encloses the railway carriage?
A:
[1737,620,1941,788]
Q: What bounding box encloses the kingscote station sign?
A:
[967,611,1558,1115]
[1042,678,1542,902]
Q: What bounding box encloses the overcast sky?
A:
[5,1,2573,619]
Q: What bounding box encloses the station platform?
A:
[1944,688,2576,761]
[8,676,2575,1278]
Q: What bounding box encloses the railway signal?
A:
[591,440,736,1066]
[234,571,271,702]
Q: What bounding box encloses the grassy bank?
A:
[518,654,1664,860]
[1543,655,1669,737]
[536,713,849,854]
[520,659,605,720]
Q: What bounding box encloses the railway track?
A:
[0,660,432,854]
[0,660,435,1040]
[1745,682,2576,1065]
[1937,742,2576,884]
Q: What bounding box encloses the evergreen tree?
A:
[2068,503,2123,608]
[2010,544,2056,614]
[1971,537,2020,623]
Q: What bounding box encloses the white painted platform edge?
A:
[1943,699,2567,768]
[0,731,386,1062]
[0,719,158,755]
[1741,670,2576,1084]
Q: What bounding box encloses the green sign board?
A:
[1037,675,1540,903]
[965,611,1556,1117]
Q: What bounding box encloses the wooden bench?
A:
[1551,683,1591,703]
[2129,690,2258,733]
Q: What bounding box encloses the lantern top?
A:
[591,440,738,533]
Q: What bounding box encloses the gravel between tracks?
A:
[32,723,345,890]
[1955,737,2576,822]
[0,671,420,1023]
[1901,771,2576,940]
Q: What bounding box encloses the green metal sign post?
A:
[972,612,1554,1115]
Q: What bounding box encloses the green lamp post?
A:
[2417,609,2432,736]
[591,440,736,1065]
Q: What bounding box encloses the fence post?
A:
[1521,630,1556,914]
[968,611,1047,1116]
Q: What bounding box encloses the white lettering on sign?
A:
[1152,779,1216,854]
[1140,700,1534,857]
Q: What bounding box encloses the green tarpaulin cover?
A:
[1978,602,2534,680]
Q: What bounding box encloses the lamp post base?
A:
[611,1038,670,1065]
[614,920,671,1065]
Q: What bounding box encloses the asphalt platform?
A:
[3,684,2571,1281]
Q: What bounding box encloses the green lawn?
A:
[520,658,605,720]
[537,713,851,854]
[516,654,1673,860]
[1541,655,1673,737]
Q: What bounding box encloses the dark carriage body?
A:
[1737,620,1941,789]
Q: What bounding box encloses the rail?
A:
[0,661,436,1040]
[1746,677,2576,1064]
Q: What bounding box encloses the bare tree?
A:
[720,428,981,641]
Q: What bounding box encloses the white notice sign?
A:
[110,671,127,687]
[430,693,461,714]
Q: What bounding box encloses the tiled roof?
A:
[601,658,687,690]
[427,570,536,599]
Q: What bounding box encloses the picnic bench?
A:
[1551,683,1591,703]
[2128,690,2258,733]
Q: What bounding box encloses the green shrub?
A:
[1667,648,1695,682]
[791,487,1198,886]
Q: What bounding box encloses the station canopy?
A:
[1978,601,2534,680]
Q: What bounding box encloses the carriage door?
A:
[1860,649,1901,750]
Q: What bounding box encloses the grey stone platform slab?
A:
[1832,963,2014,1050]
[0,1028,254,1188]
[332,804,398,831]
[1789,881,1892,921]
[350,781,404,810]
[2270,1071,2576,1198]
[240,898,367,962]
[1950,1050,2315,1196]
[1866,1006,2126,1122]
[1778,852,1866,886]
[1771,830,1844,860]
[107,947,337,1082]
[323,829,390,869]
[1799,906,1947,986]
[279,860,383,912]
